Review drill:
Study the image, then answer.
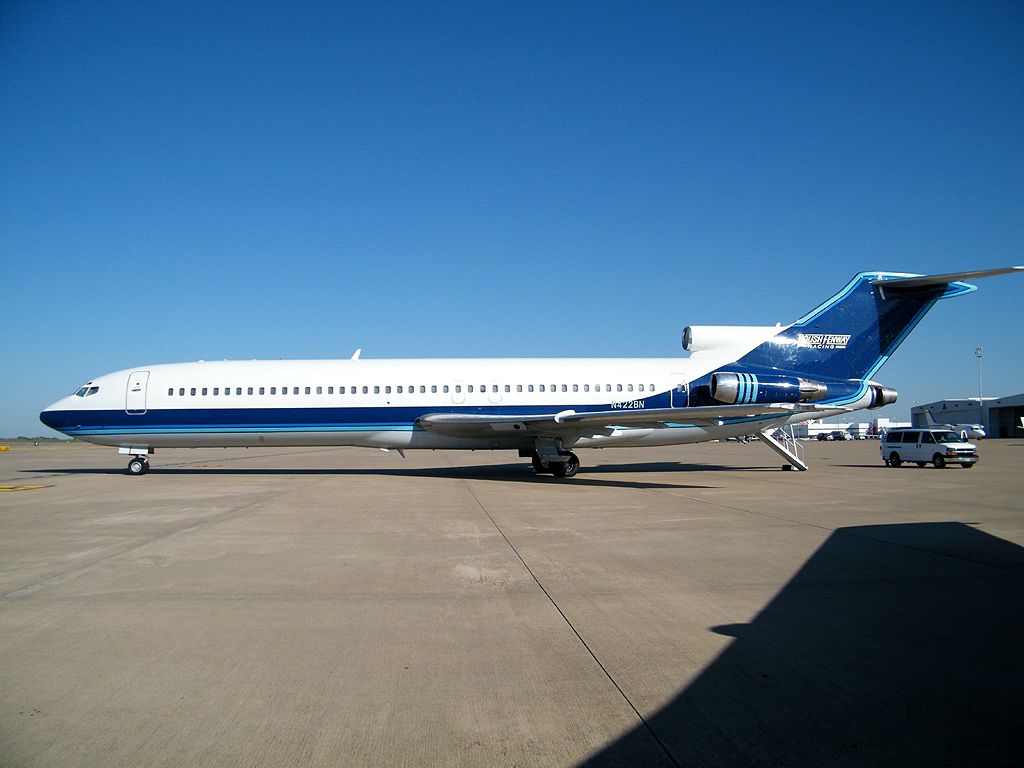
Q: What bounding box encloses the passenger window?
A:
[584,384,590,392]
[385,386,392,394]
[922,432,935,444]
[396,386,402,394]
[504,385,510,393]
[516,385,523,393]
[528,385,534,392]
[374,386,380,394]
[539,385,545,392]
[259,387,265,395]
[627,384,634,392]
[191,388,197,396]
[316,386,322,394]
[443,385,449,393]
[561,384,567,392]
[202,388,208,396]
[282,387,288,395]
[419,386,426,393]
[616,384,623,392]
[650,383,655,391]
[168,388,173,396]
[236,387,242,395]
[572,384,578,392]
[468,385,474,393]
[213,388,219,395]
[179,388,185,396]
[638,384,645,392]
[905,431,920,443]
[362,386,368,394]
[248,387,254,395]
[293,387,299,395]
[270,387,276,395]
[430,385,437,393]
[455,385,462,393]
[306,387,312,395]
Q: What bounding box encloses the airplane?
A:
[40,266,1022,477]
[922,409,986,440]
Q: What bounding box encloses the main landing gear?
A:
[525,438,581,479]
[530,450,581,478]
[127,456,150,476]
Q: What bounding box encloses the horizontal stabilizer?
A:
[870,266,1023,289]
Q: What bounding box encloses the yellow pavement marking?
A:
[0,485,50,492]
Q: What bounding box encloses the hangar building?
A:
[911,394,1024,439]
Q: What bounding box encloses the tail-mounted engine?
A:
[710,372,829,405]
[683,325,781,353]
[866,383,898,409]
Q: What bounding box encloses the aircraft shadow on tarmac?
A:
[25,462,748,491]
[580,521,1024,768]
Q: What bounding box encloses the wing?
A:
[416,403,837,437]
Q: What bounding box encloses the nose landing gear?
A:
[127,457,150,475]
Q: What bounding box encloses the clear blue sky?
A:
[2,1,1022,437]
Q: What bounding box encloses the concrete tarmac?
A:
[1,439,1022,767]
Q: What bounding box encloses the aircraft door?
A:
[126,370,150,415]
[670,376,688,408]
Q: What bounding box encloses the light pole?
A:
[975,347,984,419]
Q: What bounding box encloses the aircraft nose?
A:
[39,406,60,430]
[39,397,72,431]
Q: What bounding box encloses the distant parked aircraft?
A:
[40,267,1022,476]
[922,410,986,440]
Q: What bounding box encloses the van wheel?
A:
[916,462,927,468]
[932,454,946,469]
[888,452,902,468]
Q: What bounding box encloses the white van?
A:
[881,428,978,469]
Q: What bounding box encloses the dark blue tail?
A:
[736,272,976,382]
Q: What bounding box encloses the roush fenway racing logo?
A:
[797,333,851,350]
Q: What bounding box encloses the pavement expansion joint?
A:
[447,459,683,768]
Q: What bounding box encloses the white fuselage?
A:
[42,356,859,452]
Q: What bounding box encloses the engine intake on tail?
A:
[867,384,898,409]
[682,325,781,353]
[710,372,828,405]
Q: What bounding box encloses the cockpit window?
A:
[74,385,100,397]
[75,386,89,397]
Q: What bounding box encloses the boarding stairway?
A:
[757,424,808,471]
